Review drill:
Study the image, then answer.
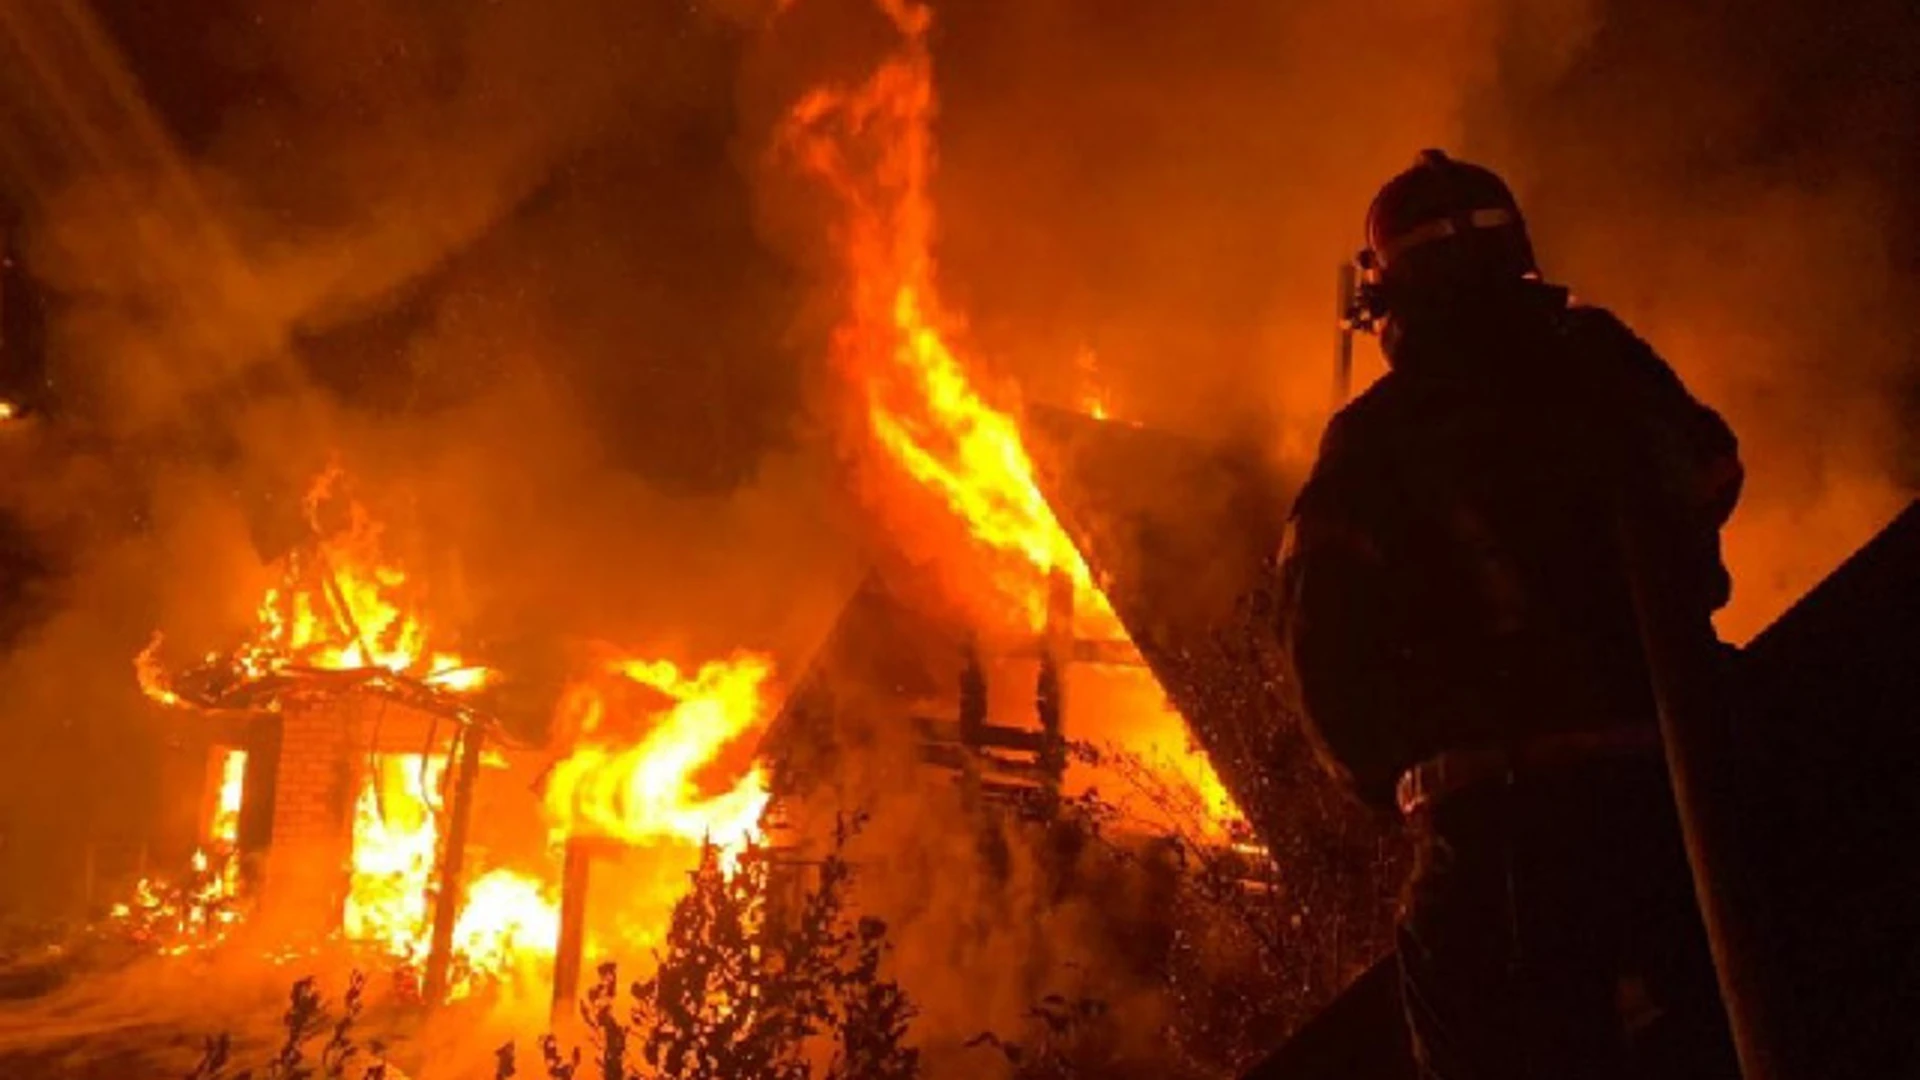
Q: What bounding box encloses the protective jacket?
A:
[1277,281,1741,810]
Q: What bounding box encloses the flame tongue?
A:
[236,466,487,688]
[543,653,774,856]
[343,753,559,999]
[343,754,444,961]
[786,3,1251,836]
[787,7,1113,634]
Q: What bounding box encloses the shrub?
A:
[187,816,919,1080]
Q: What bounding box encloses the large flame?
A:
[137,467,487,710]
[785,3,1114,635]
[537,653,776,976]
[788,3,1243,831]
[543,653,773,856]
[451,870,564,995]
[235,466,484,689]
[343,754,445,961]
[136,469,556,992]
[344,753,559,999]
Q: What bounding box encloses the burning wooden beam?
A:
[423,725,486,1005]
[549,836,594,1026]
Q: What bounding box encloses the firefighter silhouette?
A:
[1277,150,1744,1079]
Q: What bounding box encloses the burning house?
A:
[0,0,1912,1077]
[91,0,1376,1055]
[129,406,1306,1010]
[132,468,560,998]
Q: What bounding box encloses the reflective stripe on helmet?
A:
[1377,207,1519,263]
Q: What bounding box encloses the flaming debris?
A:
[136,467,490,714]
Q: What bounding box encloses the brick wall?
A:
[253,691,449,941]
[257,693,371,939]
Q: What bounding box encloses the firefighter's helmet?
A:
[1362,149,1536,295]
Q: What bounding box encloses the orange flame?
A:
[137,468,488,708]
[543,653,773,857]
[109,747,248,953]
[236,467,486,688]
[209,747,246,847]
[1077,347,1113,421]
[343,754,444,961]
[785,4,1113,634]
[343,753,559,999]
[451,868,563,998]
[788,3,1248,834]
[135,632,183,707]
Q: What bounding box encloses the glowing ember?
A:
[785,3,1113,634]
[544,653,774,858]
[0,400,16,421]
